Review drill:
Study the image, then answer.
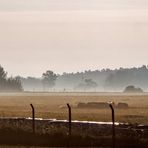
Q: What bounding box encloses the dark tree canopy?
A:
[0,65,23,92]
[0,66,7,80]
[42,70,57,90]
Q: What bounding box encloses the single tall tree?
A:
[0,65,23,92]
[0,65,7,90]
[42,70,57,91]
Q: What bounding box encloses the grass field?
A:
[0,92,148,124]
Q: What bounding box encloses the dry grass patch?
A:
[0,93,147,124]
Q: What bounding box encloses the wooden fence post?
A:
[109,103,115,148]
[67,103,71,137]
[30,104,35,134]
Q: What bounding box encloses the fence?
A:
[28,102,116,148]
[0,103,147,148]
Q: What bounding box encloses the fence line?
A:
[29,102,116,147]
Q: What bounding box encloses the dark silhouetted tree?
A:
[0,65,7,91]
[42,70,57,91]
[0,65,23,92]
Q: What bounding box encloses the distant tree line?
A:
[19,65,148,92]
[0,65,23,92]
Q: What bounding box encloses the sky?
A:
[0,0,148,77]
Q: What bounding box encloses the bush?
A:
[123,85,143,93]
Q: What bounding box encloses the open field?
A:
[0,92,147,147]
[0,92,147,124]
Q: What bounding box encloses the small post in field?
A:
[30,104,35,134]
[67,103,72,137]
[109,102,115,148]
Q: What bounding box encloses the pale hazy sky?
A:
[0,0,148,77]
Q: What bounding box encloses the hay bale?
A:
[86,102,109,108]
[117,103,128,109]
[77,102,86,108]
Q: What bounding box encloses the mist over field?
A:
[19,65,148,92]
